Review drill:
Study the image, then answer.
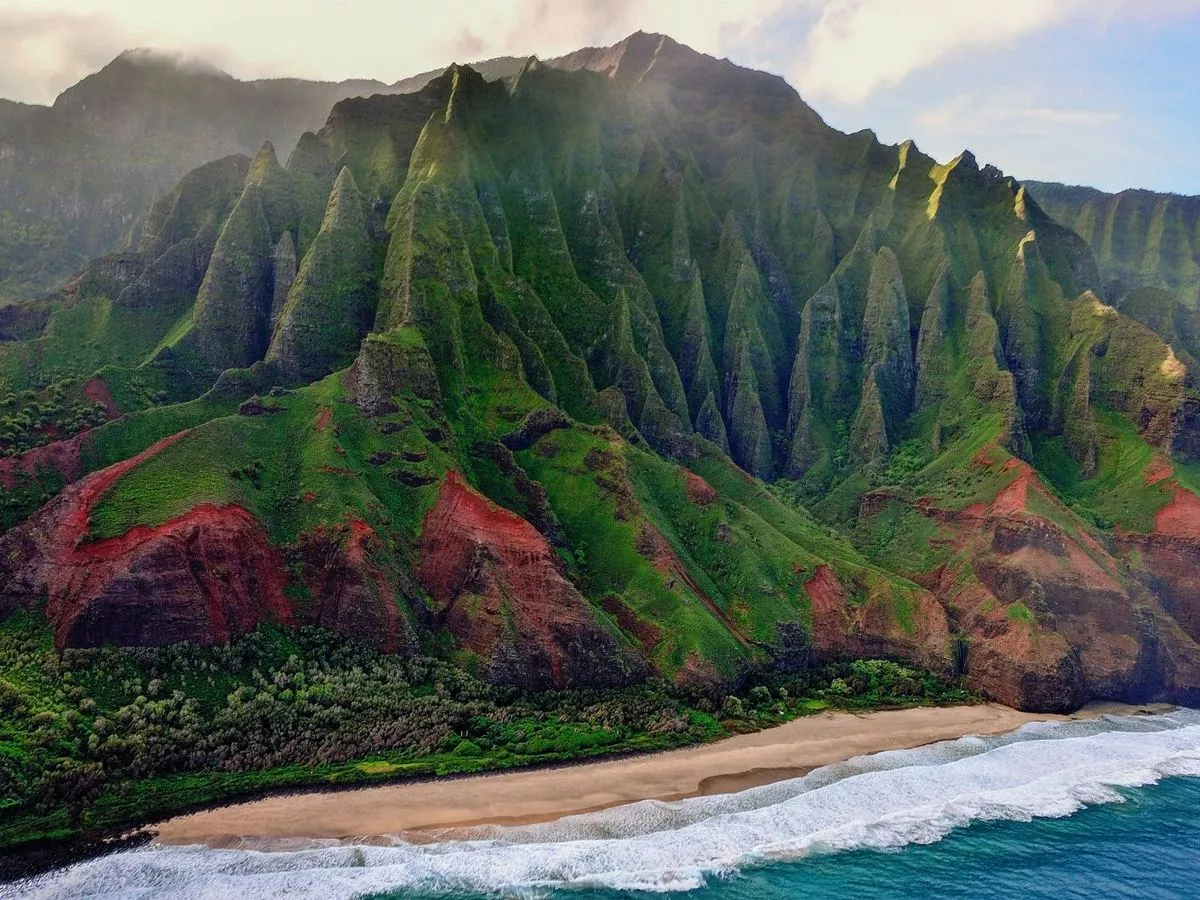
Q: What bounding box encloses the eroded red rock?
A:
[418,471,635,690]
[293,517,415,653]
[684,471,718,506]
[0,433,86,491]
[1155,485,1200,540]
[0,432,293,648]
[1145,456,1174,486]
[900,461,1200,710]
[83,376,121,419]
[802,565,950,674]
[0,379,120,493]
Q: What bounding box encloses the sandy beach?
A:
[152,702,1162,848]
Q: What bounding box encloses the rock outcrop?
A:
[293,518,417,654]
[417,472,635,690]
[901,457,1200,711]
[267,168,377,383]
[344,331,443,416]
[0,433,293,648]
[184,185,276,371]
[803,565,951,674]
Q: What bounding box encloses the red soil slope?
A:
[294,516,414,653]
[0,431,293,648]
[418,471,632,689]
[904,454,1200,709]
[802,565,949,673]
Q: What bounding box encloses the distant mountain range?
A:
[0,49,528,301]
[0,32,1199,714]
[1026,181,1200,372]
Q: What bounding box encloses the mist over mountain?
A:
[0,48,527,301]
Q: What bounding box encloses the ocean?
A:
[11,709,1200,899]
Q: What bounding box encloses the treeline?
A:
[0,615,974,848]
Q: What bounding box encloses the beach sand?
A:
[152,701,1163,848]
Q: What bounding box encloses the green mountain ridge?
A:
[1026,182,1200,411]
[0,49,529,303]
[0,32,1198,722]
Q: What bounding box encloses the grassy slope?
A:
[1032,409,1175,533]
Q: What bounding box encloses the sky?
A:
[2,0,1198,195]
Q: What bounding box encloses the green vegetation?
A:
[0,383,108,457]
[1006,603,1036,628]
[1031,409,1174,533]
[517,428,749,678]
[0,33,1198,863]
[0,615,973,850]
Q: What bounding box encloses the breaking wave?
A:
[12,709,1200,899]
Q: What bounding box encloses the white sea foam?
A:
[11,710,1200,899]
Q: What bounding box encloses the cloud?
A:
[0,0,798,103]
[917,93,1119,134]
[0,10,138,104]
[787,0,1200,104]
[430,0,791,65]
[789,0,1083,104]
[909,89,1139,190]
[3,0,1198,122]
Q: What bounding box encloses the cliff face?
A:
[418,472,637,690]
[1026,181,1200,370]
[0,433,293,648]
[0,51,528,303]
[0,34,1198,711]
[1027,181,1200,307]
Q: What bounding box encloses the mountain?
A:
[0,32,1198,713]
[0,50,526,303]
[1026,181,1200,372]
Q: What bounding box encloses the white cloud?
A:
[3,0,1199,114]
[908,89,1140,190]
[0,10,136,104]
[789,0,1085,104]
[917,93,1119,133]
[434,0,793,67]
[0,0,796,103]
[788,0,1200,104]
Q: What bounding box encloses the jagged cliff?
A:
[0,33,1198,710]
[0,50,527,302]
[1027,181,1200,384]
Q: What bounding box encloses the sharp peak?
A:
[896,138,933,165]
[617,30,672,45]
[607,30,698,61]
[555,29,689,73]
[332,165,360,191]
[245,141,283,185]
[511,55,542,85]
[946,149,1008,186]
[251,140,280,162]
[442,61,482,76]
[950,149,979,170]
[108,47,231,79]
[431,62,492,90]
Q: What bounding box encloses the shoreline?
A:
[152,701,1165,848]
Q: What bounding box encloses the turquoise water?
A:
[566,776,1200,900]
[13,709,1200,899]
